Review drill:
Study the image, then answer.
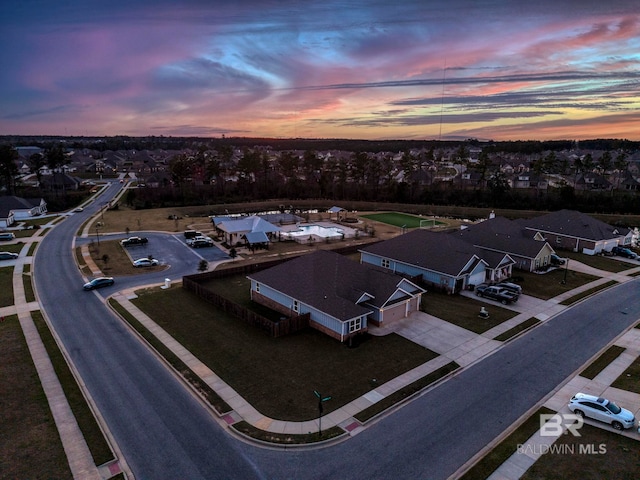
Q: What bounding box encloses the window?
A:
[381,258,390,269]
[255,283,260,293]
[348,317,362,333]
[292,300,299,313]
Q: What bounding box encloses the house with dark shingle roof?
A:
[359,229,512,293]
[452,215,556,272]
[518,209,632,255]
[0,196,47,227]
[247,250,425,342]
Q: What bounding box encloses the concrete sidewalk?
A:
[5,222,128,480]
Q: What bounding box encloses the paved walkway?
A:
[7,216,640,479]
[2,219,129,480]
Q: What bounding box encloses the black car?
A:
[550,253,566,265]
[0,251,19,260]
[83,277,115,290]
[612,246,638,259]
[121,236,149,247]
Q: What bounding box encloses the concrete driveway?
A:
[371,311,502,367]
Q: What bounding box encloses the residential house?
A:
[575,172,611,191]
[0,196,47,227]
[359,229,501,294]
[518,209,632,255]
[452,215,556,272]
[247,250,425,341]
[40,172,81,191]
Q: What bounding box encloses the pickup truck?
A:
[121,236,149,247]
[475,284,519,304]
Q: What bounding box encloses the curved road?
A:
[34,186,640,479]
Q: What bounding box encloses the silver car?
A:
[568,392,635,430]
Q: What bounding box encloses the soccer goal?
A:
[420,217,439,229]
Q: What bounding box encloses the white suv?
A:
[568,392,635,430]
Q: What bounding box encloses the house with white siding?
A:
[247,250,425,342]
[0,196,47,227]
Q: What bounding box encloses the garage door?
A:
[382,302,409,324]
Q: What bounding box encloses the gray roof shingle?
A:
[360,229,482,277]
[248,250,421,321]
[518,209,628,241]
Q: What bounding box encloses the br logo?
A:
[540,413,584,437]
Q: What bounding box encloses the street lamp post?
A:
[314,390,332,438]
[95,224,101,246]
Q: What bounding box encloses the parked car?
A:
[191,238,214,248]
[611,246,638,259]
[186,235,211,246]
[0,232,15,241]
[568,392,635,430]
[133,258,159,267]
[550,253,566,265]
[0,251,19,260]
[83,277,115,290]
[475,284,519,304]
[184,230,202,239]
[121,236,149,247]
[496,281,522,294]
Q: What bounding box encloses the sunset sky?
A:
[2,0,639,141]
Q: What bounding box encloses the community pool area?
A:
[280,222,360,243]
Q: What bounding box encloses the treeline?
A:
[121,180,640,220]
[3,135,639,154]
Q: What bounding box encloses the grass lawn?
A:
[0,242,25,254]
[580,345,626,380]
[82,239,166,276]
[0,315,72,479]
[131,287,438,421]
[562,251,634,273]
[0,267,14,307]
[511,269,600,300]
[611,354,640,393]
[422,291,518,334]
[360,211,445,228]
[521,424,640,480]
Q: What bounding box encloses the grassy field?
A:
[611,354,640,393]
[580,345,626,380]
[422,291,518,334]
[511,269,600,300]
[562,251,636,273]
[0,267,14,307]
[360,211,446,228]
[0,315,73,480]
[131,287,438,421]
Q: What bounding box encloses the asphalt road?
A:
[34,186,640,479]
